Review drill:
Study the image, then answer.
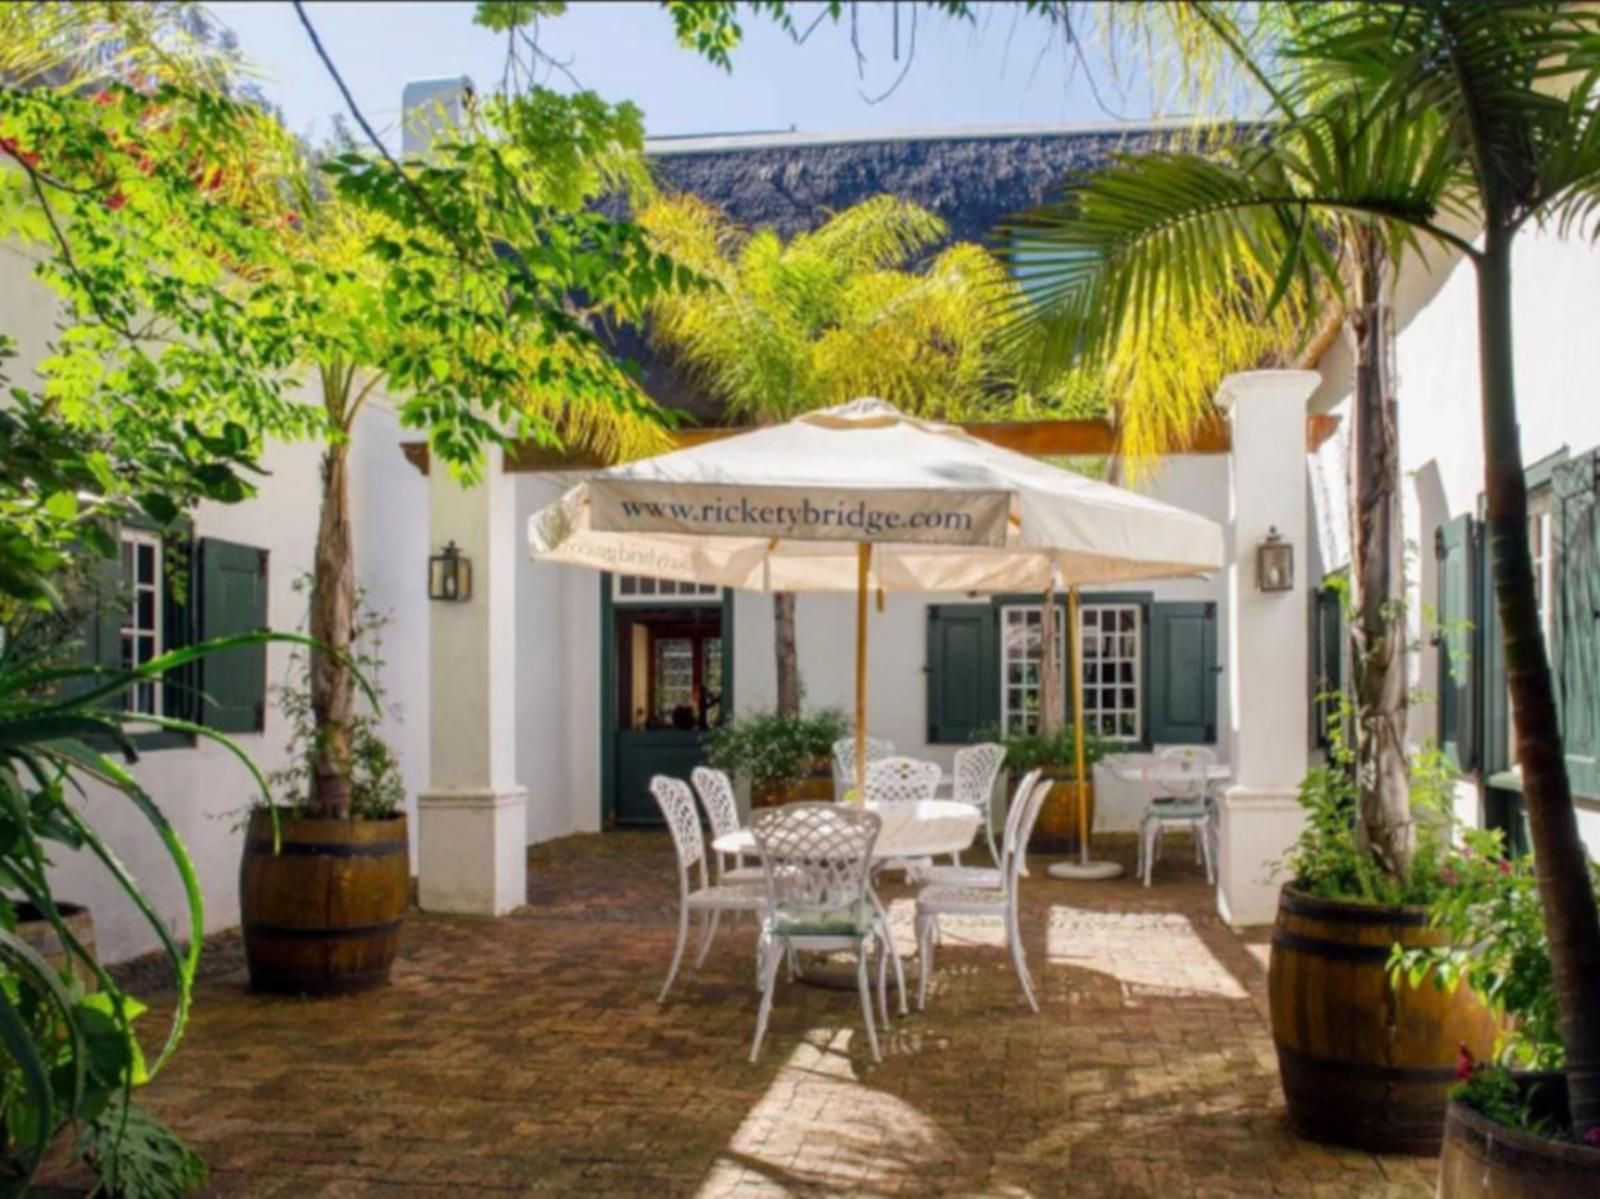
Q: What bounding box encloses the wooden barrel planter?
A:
[1029,770,1095,854]
[752,757,835,808]
[16,902,96,990]
[1437,1073,1600,1198]
[240,811,409,997]
[1268,886,1500,1154]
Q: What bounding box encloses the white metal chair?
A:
[690,766,763,883]
[951,742,1007,864]
[749,803,889,1063]
[914,776,1051,1013]
[917,768,1043,891]
[832,735,896,801]
[1137,746,1219,887]
[863,756,942,804]
[650,776,767,1003]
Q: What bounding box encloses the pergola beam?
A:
[399,415,1340,475]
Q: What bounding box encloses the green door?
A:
[600,576,734,827]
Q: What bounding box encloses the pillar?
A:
[416,451,527,915]
[1215,371,1320,926]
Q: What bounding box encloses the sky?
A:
[208,1,1172,151]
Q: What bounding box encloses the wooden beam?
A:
[397,413,1338,475]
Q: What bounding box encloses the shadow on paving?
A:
[57,832,1434,1198]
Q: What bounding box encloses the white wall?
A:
[1309,226,1600,849]
[3,243,430,964]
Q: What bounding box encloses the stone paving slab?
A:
[68,831,1434,1197]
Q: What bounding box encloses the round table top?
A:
[713,799,981,861]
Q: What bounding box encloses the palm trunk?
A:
[309,437,355,820]
[773,591,799,717]
[1039,585,1063,735]
[1477,228,1600,1132]
[1348,233,1411,877]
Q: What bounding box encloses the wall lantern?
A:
[1257,527,1294,593]
[428,540,472,602]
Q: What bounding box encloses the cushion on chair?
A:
[1147,800,1209,821]
[915,885,1008,915]
[917,865,1002,889]
[772,903,870,937]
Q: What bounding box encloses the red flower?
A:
[1455,1043,1475,1082]
[104,192,127,212]
[1498,858,1512,876]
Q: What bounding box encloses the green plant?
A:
[267,579,404,821]
[706,708,849,793]
[0,620,312,1196]
[986,724,1107,776]
[1283,693,1461,907]
[72,1096,208,1199]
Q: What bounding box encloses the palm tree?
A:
[1003,0,1600,1133]
[641,193,1052,716]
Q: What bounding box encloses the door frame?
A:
[599,574,735,828]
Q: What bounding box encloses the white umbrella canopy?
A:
[528,398,1222,592]
[528,398,1224,868]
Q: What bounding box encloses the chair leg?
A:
[867,884,907,1015]
[660,903,691,1003]
[1199,820,1217,885]
[856,949,881,1063]
[916,914,934,1012]
[1007,906,1039,1013]
[876,934,891,1029]
[986,809,1002,871]
[1141,820,1158,887]
[749,943,786,1062]
[694,908,722,970]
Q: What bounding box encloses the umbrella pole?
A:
[1047,586,1123,881]
[854,543,870,799]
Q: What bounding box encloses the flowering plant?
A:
[706,708,848,793]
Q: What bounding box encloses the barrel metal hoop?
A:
[244,840,405,859]
[1274,1040,1461,1084]
[243,919,404,941]
[1271,927,1398,964]
[1279,889,1431,927]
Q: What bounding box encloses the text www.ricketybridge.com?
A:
[617,496,974,537]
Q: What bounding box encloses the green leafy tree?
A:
[1002,0,1600,1134]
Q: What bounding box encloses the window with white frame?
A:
[613,574,719,603]
[120,530,163,716]
[999,600,1144,742]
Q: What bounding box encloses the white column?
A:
[416,450,527,915]
[1215,370,1319,927]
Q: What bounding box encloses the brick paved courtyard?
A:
[122,832,1434,1197]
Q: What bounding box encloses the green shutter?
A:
[1478,522,1509,776]
[197,537,268,733]
[1553,450,1600,799]
[926,603,998,743]
[1148,601,1218,744]
[1435,514,1479,771]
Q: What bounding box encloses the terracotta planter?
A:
[1028,768,1095,854]
[16,902,97,990]
[751,757,834,808]
[240,810,409,996]
[1268,886,1500,1154]
[1437,1073,1600,1198]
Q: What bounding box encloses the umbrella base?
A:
[1046,860,1124,881]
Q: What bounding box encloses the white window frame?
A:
[121,529,163,717]
[998,599,1145,744]
[1080,602,1144,745]
[611,574,720,605]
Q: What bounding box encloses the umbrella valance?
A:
[528,398,1223,593]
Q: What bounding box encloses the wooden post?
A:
[1069,586,1090,863]
[854,543,871,799]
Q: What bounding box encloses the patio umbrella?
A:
[528,398,1223,873]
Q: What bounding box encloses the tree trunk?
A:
[1347,233,1412,877]
[1476,228,1600,1133]
[309,438,355,820]
[1040,585,1063,735]
[773,590,799,717]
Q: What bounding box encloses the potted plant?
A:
[1393,831,1600,1196]
[240,583,407,996]
[992,725,1106,854]
[706,708,848,808]
[1267,705,1499,1154]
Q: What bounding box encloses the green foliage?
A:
[0,620,309,1195]
[267,579,404,821]
[73,1095,209,1199]
[985,723,1107,775]
[473,1,567,33]
[1284,693,1462,906]
[1451,1061,1556,1138]
[1393,828,1600,1072]
[707,708,849,791]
